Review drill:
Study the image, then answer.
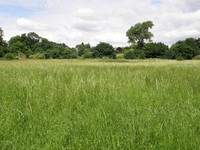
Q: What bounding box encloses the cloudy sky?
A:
[0,0,200,47]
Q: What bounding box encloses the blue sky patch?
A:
[0,4,40,17]
[151,0,161,5]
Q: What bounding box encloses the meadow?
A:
[0,59,200,149]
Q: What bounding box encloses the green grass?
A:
[0,59,200,149]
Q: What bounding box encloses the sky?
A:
[0,0,200,47]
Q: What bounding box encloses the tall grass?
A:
[0,59,200,149]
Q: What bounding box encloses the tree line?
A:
[0,21,200,60]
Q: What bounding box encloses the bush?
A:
[4,53,15,60]
[176,56,184,61]
[35,53,45,59]
[165,49,175,59]
[17,53,27,60]
[0,48,4,58]
[29,55,36,59]
[143,42,168,58]
[193,55,200,60]
[93,42,115,58]
[138,50,146,59]
[115,47,123,53]
[116,53,124,59]
[29,53,45,59]
[124,50,136,59]
[76,43,91,56]
[170,38,200,60]
[83,51,93,58]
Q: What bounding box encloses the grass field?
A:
[0,59,200,149]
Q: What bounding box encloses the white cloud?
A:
[16,18,51,31]
[74,8,97,21]
[72,19,101,32]
[0,0,200,47]
[96,33,127,45]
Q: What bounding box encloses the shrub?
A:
[29,53,45,59]
[192,55,200,60]
[83,51,93,58]
[176,56,184,61]
[4,53,15,60]
[138,50,146,59]
[0,48,4,58]
[170,38,200,60]
[76,43,91,56]
[35,53,45,59]
[116,53,124,59]
[115,47,123,53]
[93,42,115,58]
[29,55,36,59]
[17,53,27,60]
[124,50,136,59]
[165,49,175,59]
[143,42,168,58]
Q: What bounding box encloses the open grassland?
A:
[0,59,200,149]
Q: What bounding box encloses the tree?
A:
[8,35,30,56]
[76,42,91,56]
[0,28,4,57]
[93,42,115,58]
[143,42,168,58]
[197,38,200,48]
[0,28,3,42]
[170,38,200,59]
[124,50,136,59]
[115,47,123,53]
[4,53,15,60]
[83,49,93,58]
[126,21,154,49]
[0,28,8,58]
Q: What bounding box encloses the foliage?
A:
[126,21,154,49]
[0,48,4,58]
[0,28,7,58]
[83,48,93,58]
[115,47,123,53]
[192,54,200,60]
[124,50,136,59]
[8,36,30,56]
[176,56,184,61]
[164,49,175,59]
[138,50,146,59]
[4,52,15,60]
[197,38,200,48]
[17,53,27,60]
[170,38,200,59]
[116,53,124,59]
[60,48,78,59]
[1,27,200,60]
[93,42,115,58]
[76,43,91,56]
[7,33,78,59]
[143,42,169,58]
[0,27,3,43]
[29,53,45,59]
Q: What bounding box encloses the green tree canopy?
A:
[0,27,3,41]
[143,42,168,58]
[0,27,7,58]
[93,42,115,58]
[170,38,200,59]
[197,38,200,48]
[75,42,91,56]
[7,32,78,59]
[126,21,154,49]
[8,35,30,56]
